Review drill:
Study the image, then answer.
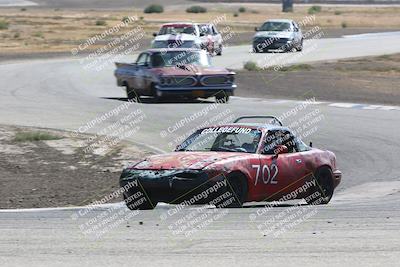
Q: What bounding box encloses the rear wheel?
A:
[306,167,334,205]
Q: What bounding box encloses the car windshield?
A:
[152,40,199,49]
[259,21,291,32]
[159,25,196,35]
[151,51,210,68]
[199,24,212,35]
[177,127,262,153]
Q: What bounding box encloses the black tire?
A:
[126,86,137,100]
[123,191,157,210]
[306,167,334,205]
[253,46,263,53]
[150,83,162,102]
[223,174,248,208]
[297,39,303,51]
[216,45,222,56]
[215,94,229,103]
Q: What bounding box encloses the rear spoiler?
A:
[233,115,283,126]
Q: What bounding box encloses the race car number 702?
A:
[252,164,279,185]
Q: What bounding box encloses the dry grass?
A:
[0,5,399,54]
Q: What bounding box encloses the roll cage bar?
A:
[233,115,283,126]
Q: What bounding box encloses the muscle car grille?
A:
[161,76,197,87]
[200,75,230,86]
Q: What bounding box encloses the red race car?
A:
[120,116,342,210]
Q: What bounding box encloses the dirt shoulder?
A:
[0,125,153,209]
[236,53,400,105]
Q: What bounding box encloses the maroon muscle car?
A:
[114,48,236,102]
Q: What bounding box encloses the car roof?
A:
[264,19,294,23]
[203,123,291,132]
[162,22,196,26]
[146,48,204,53]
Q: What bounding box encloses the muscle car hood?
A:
[254,31,294,39]
[131,151,244,170]
[150,66,232,76]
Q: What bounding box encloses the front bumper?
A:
[253,37,293,51]
[333,169,342,188]
[119,169,227,204]
[155,84,236,98]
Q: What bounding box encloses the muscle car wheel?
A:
[307,167,334,205]
[215,94,229,103]
[126,87,138,100]
[223,174,248,208]
[123,191,157,210]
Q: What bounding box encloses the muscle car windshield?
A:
[151,51,210,67]
[260,22,291,32]
[177,127,262,153]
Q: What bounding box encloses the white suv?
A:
[253,19,303,53]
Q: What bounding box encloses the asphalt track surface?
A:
[0,32,400,266]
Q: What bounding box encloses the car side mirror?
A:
[309,142,313,147]
[255,27,259,32]
[153,32,157,37]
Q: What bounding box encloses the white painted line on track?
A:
[232,96,400,111]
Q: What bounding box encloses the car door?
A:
[256,130,309,201]
[133,52,150,91]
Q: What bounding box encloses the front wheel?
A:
[215,94,229,103]
[306,167,334,205]
[123,192,157,210]
[297,39,303,51]
[222,174,248,208]
[216,45,223,56]
[151,83,162,102]
[126,86,138,100]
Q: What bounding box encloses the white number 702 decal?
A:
[252,164,279,185]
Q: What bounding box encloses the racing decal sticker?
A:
[201,127,252,134]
